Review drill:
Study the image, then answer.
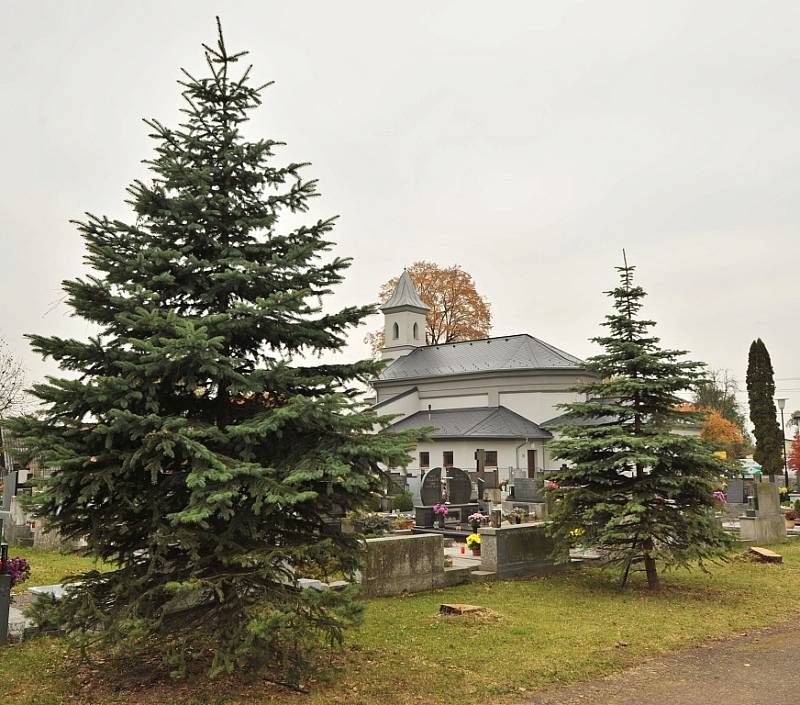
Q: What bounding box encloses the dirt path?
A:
[523,623,799,705]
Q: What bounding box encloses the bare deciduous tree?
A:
[0,338,25,416]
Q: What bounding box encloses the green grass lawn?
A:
[7,546,107,594]
[3,543,800,705]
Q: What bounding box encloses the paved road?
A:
[524,624,799,705]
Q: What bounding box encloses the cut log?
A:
[750,546,783,563]
[439,603,486,616]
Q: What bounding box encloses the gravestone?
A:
[514,478,544,502]
[419,467,443,506]
[727,478,746,504]
[739,481,786,544]
[444,467,471,504]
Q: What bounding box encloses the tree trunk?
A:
[644,553,659,589]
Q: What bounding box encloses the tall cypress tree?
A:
[746,339,783,481]
[5,21,414,679]
[549,258,731,589]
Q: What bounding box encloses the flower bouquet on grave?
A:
[3,556,31,602]
[433,503,449,528]
[466,533,481,556]
[509,507,526,524]
[467,512,487,533]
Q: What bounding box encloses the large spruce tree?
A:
[5,21,414,679]
[549,258,731,589]
[746,338,783,481]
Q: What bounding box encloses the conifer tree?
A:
[5,20,414,679]
[745,338,783,481]
[549,258,731,589]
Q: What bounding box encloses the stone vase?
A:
[437,516,445,529]
[471,548,481,557]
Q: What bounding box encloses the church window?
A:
[392,322,399,339]
[413,322,419,339]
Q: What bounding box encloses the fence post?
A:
[0,543,10,644]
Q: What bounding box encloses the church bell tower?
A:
[381,270,429,364]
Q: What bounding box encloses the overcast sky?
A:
[3,1,800,417]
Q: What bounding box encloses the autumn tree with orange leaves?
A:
[789,433,800,472]
[701,409,745,460]
[367,261,491,353]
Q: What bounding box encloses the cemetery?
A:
[2,8,800,705]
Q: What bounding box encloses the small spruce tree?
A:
[549,257,731,589]
[5,21,414,679]
[745,339,783,481]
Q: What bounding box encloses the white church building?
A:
[372,271,598,483]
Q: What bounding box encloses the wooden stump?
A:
[750,546,783,563]
[439,603,486,616]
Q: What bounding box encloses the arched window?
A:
[413,322,419,340]
[392,322,399,339]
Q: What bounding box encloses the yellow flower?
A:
[466,533,481,549]
[569,527,585,538]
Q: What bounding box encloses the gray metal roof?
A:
[377,334,585,381]
[381,270,428,311]
[385,405,552,439]
[540,411,618,428]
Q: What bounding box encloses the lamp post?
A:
[777,398,789,492]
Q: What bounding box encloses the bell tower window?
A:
[413,322,419,340]
[392,322,399,339]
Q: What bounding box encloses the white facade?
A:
[373,273,596,477]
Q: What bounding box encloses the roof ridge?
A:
[527,335,583,364]
[406,333,530,352]
[461,406,501,435]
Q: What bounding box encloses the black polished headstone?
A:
[419,467,443,506]
[444,467,472,504]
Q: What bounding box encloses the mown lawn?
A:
[3,543,800,705]
[7,546,108,595]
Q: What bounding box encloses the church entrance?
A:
[527,449,537,478]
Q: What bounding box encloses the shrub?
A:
[394,490,414,512]
[347,510,394,537]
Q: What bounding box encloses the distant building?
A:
[371,271,597,484]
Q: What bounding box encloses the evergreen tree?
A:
[745,339,783,481]
[549,258,731,590]
[5,21,414,679]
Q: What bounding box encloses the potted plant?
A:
[467,511,486,533]
[466,532,481,556]
[510,507,527,524]
[433,503,449,529]
[785,508,797,529]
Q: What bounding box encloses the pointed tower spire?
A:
[380,270,429,363]
[381,269,428,311]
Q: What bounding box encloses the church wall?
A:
[398,437,550,484]
[373,387,420,422]
[425,394,488,410]
[376,370,596,422]
[498,390,583,424]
